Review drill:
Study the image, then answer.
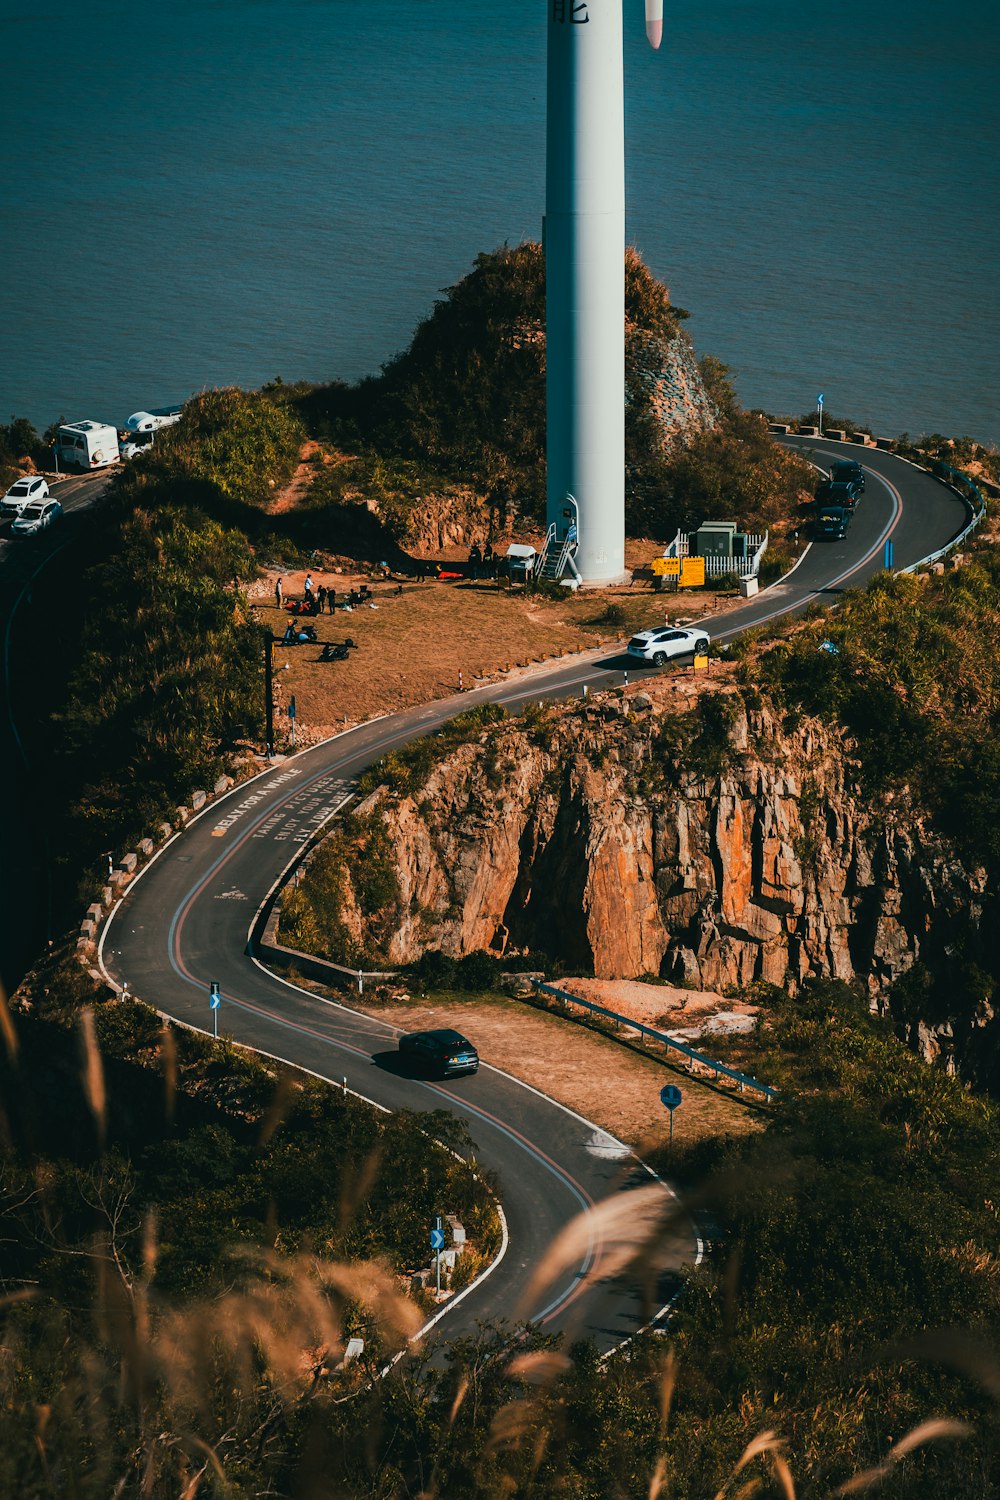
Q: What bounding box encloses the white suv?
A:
[2,476,49,515]
[627,626,710,666]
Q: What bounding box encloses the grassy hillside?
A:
[0,968,500,1499]
[10,388,302,926]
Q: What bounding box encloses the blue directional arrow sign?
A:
[209,983,221,1010]
[430,1227,445,1251]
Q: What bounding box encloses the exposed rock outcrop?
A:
[627,328,719,449]
[311,687,995,1076]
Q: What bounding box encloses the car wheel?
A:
[696,639,709,653]
[652,651,666,666]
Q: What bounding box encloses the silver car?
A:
[11,499,62,536]
[627,626,710,666]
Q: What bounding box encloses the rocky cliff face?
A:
[322,683,993,1072]
[626,327,719,450]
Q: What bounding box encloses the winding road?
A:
[93,444,968,1352]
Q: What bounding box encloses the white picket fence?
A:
[661,529,769,579]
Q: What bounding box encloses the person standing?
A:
[303,572,314,599]
[327,586,337,612]
[317,584,327,612]
[274,576,283,608]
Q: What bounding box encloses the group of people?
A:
[274,574,338,615]
[466,540,498,580]
[274,574,377,615]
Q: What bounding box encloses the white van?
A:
[57,420,120,472]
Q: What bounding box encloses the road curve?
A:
[102,447,968,1351]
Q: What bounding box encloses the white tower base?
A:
[546,0,627,587]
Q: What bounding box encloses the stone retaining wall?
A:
[77,771,242,959]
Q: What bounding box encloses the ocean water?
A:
[1,0,997,444]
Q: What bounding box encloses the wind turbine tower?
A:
[545,1,662,586]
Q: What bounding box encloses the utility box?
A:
[446,1216,467,1247]
[693,521,738,558]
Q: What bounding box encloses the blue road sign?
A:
[660,1084,682,1111]
[817,393,825,404]
[430,1227,445,1251]
[288,695,297,720]
[884,539,894,570]
[209,982,221,1011]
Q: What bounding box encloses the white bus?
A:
[56,420,120,472]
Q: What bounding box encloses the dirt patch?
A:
[349,990,764,1153]
[251,565,734,744]
[561,977,760,1039]
[269,441,325,514]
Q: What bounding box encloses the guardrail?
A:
[900,458,988,574]
[531,980,777,1101]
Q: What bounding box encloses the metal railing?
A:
[531,980,777,1101]
[534,522,557,578]
[900,459,988,574]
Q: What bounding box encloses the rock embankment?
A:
[627,327,718,449]
[308,686,993,1071]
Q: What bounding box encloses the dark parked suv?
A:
[830,458,866,491]
[814,505,852,540]
[814,478,862,511]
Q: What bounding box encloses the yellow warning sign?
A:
[679,557,706,587]
[651,556,680,576]
[693,653,710,671]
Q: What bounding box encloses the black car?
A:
[398,1028,479,1077]
[830,458,866,492]
[814,478,862,510]
[814,505,851,540]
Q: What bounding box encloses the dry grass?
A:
[253,563,730,740]
[338,989,764,1150]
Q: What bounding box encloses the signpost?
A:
[679,556,705,588]
[884,538,894,571]
[288,693,297,747]
[209,981,221,1039]
[817,392,825,435]
[660,1083,682,1150]
[430,1217,445,1298]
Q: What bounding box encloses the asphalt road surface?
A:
[101,446,970,1355]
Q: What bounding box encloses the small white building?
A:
[505,542,537,582]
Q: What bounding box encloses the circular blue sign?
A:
[660,1084,682,1110]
